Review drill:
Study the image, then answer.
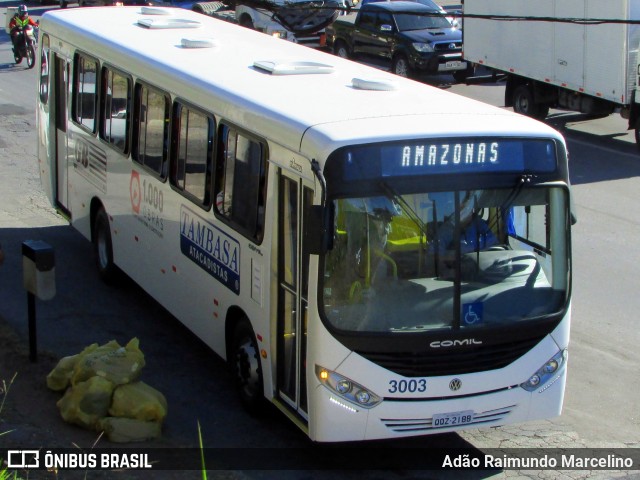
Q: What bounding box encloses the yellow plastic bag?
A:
[109,381,168,423]
[98,417,162,443]
[56,376,114,430]
[71,338,145,386]
[46,343,99,391]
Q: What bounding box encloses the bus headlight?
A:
[521,349,567,392]
[315,365,381,408]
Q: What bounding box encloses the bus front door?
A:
[53,54,70,214]
[277,171,314,418]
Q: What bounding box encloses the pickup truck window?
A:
[376,13,394,29]
[360,11,376,28]
[395,12,451,32]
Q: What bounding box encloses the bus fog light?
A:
[315,365,381,409]
[521,349,567,392]
[355,390,371,404]
[336,380,351,394]
[544,359,559,374]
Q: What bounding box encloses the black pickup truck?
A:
[326,1,471,80]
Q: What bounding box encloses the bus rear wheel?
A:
[231,319,264,414]
[93,208,117,283]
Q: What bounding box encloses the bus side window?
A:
[214,124,267,242]
[132,83,170,179]
[72,52,99,133]
[100,66,131,154]
[169,102,214,207]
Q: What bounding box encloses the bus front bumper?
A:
[310,368,566,442]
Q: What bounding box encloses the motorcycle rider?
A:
[9,5,38,57]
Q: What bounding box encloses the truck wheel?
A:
[334,40,350,59]
[231,318,265,414]
[392,55,411,78]
[512,84,548,120]
[93,208,118,284]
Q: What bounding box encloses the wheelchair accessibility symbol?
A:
[463,302,483,325]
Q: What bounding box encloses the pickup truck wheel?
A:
[334,40,350,59]
[392,55,411,78]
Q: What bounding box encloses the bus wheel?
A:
[93,208,117,283]
[231,319,264,414]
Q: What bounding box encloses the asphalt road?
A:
[0,3,638,479]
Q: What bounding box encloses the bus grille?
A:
[356,336,544,377]
[381,405,514,433]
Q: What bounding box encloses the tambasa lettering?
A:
[180,206,240,294]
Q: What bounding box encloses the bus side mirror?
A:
[305,205,332,255]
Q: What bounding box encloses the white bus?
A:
[36,6,572,442]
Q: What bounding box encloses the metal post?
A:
[27,291,37,362]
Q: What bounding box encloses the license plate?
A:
[445,61,462,70]
[432,410,474,428]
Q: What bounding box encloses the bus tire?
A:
[93,208,118,284]
[231,319,264,414]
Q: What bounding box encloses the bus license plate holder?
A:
[432,410,474,428]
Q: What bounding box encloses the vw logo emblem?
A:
[449,43,457,50]
[449,378,462,391]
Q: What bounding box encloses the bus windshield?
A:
[321,186,570,334]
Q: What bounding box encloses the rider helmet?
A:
[18,5,28,16]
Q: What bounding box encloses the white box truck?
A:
[462,0,640,145]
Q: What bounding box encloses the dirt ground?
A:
[0,318,213,480]
[0,317,88,449]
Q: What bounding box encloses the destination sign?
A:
[337,138,557,181]
[380,139,556,176]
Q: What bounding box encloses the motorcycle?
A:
[12,24,38,69]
